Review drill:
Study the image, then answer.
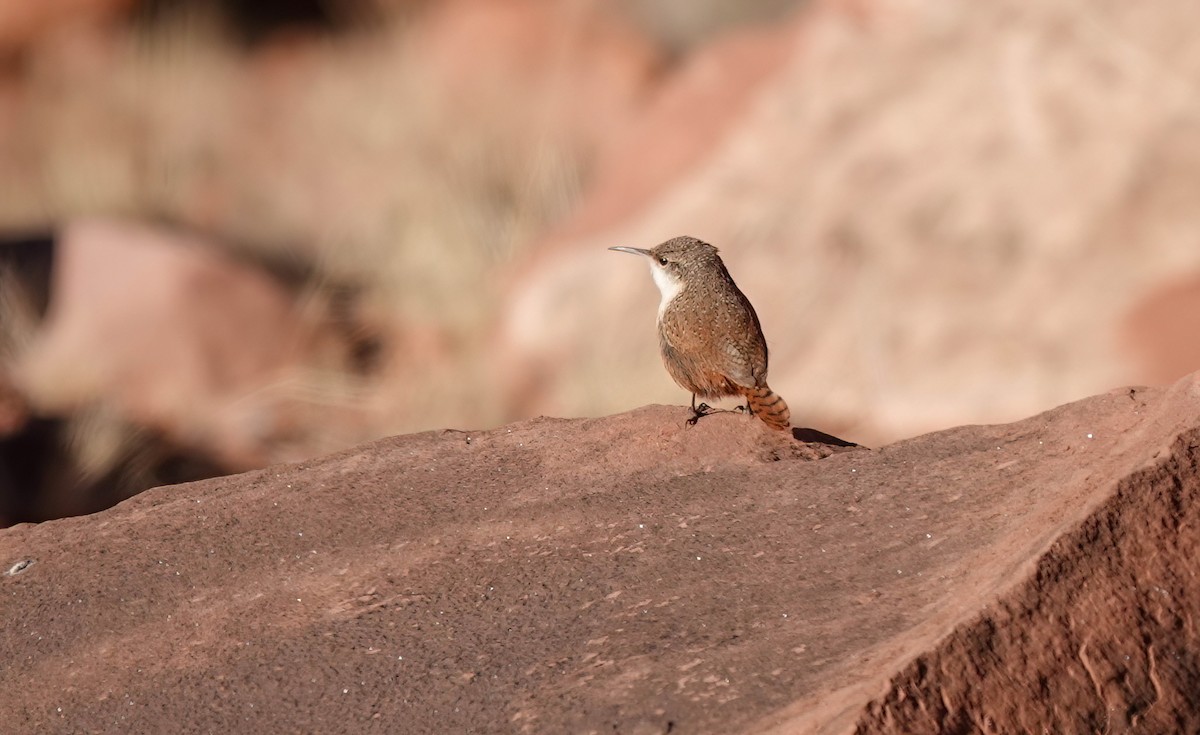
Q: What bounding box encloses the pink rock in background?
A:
[12,219,342,471]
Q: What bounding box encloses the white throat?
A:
[649,263,684,321]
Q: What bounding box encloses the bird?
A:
[609,235,791,431]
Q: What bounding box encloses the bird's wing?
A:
[661,295,764,390]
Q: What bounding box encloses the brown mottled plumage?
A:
[609,236,790,431]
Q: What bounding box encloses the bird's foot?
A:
[686,401,716,426]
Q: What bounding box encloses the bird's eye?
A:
[658,256,669,266]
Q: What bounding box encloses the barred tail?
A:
[744,384,791,431]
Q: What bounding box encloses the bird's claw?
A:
[686,401,716,427]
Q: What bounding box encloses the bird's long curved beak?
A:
[608,246,651,256]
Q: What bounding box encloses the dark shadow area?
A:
[793,426,862,448]
[0,417,63,524]
[135,0,377,44]
[0,232,56,318]
[0,416,231,526]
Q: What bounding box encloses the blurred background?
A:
[2,0,1200,523]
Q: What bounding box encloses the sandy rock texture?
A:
[4,372,1200,733]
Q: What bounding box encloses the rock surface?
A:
[4,373,1200,733]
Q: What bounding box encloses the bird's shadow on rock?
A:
[792,426,863,449]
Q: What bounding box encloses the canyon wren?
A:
[610,235,791,431]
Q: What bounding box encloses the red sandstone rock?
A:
[2,374,1199,732]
